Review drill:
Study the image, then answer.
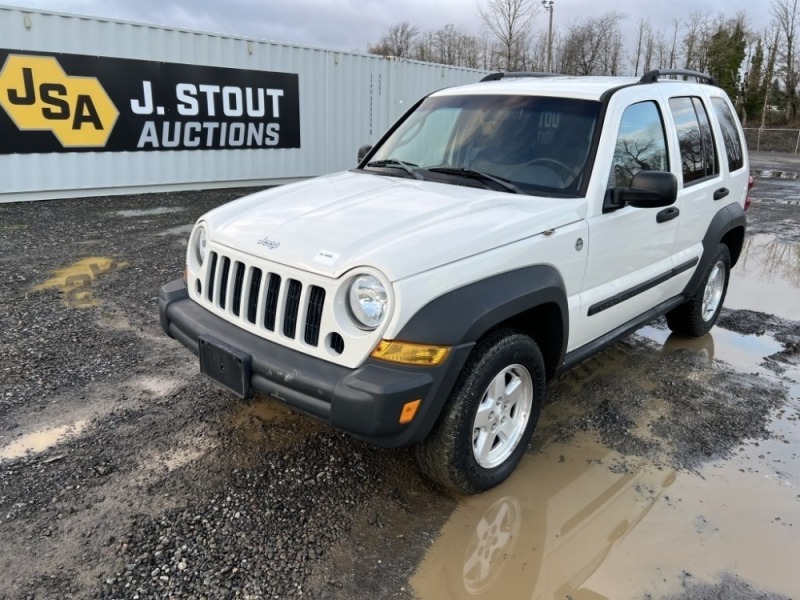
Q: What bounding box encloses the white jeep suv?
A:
[159,69,751,494]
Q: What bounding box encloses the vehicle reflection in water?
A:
[410,435,675,600]
[638,325,783,374]
[725,233,800,321]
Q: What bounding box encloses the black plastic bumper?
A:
[158,279,473,447]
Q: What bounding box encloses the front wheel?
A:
[666,243,731,337]
[415,330,546,495]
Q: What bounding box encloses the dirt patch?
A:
[655,573,790,600]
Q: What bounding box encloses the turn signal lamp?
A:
[371,340,451,366]
[399,399,422,424]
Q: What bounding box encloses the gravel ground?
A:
[0,158,798,599]
[656,573,790,600]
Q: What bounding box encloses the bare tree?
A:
[643,25,657,73]
[559,12,625,75]
[478,0,538,71]
[367,21,419,57]
[683,11,712,70]
[669,19,681,68]
[762,24,782,126]
[773,0,800,120]
[631,18,650,76]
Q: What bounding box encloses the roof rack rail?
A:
[480,71,560,82]
[640,69,717,86]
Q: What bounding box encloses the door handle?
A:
[657,206,680,223]
[714,187,729,200]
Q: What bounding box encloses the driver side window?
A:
[609,101,669,188]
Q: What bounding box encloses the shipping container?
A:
[0,5,485,202]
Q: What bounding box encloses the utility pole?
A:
[542,0,554,72]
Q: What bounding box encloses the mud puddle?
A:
[725,234,800,320]
[0,420,88,460]
[412,316,799,600]
[33,256,128,308]
[638,325,784,375]
[412,427,799,600]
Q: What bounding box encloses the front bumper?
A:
[158,279,472,447]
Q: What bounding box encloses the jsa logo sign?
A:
[0,55,118,147]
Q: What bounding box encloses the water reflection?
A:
[638,325,783,373]
[726,234,800,320]
[410,437,675,600]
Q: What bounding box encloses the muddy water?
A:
[726,234,800,321]
[638,325,784,375]
[33,256,128,308]
[412,324,800,599]
[0,420,88,460]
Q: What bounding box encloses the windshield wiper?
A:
[366,158,425,180]
[425,167,523,194]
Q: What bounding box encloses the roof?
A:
[433,76,639,101]
[434,70,717,101]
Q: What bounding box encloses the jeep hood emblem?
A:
[257,236,280,249]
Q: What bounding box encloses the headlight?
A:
[193,225,208,266]
[348,275,388,330]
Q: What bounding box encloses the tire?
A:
[415,329,546,495]
[666,243,731,337]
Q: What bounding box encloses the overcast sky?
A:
[2,0,773,57]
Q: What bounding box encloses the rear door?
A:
[660,90,725,287]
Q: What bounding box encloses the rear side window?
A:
[711,97,745,172]
[669,96,719,185]
[609,101,669,188]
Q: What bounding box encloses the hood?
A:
[203,171,587,281]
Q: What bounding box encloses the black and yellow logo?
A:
[0,54,118,147]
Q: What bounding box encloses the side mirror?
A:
[604,171,677,213]
[357,144,373,163]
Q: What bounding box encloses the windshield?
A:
[365,94,602,197]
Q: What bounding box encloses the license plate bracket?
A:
[198,335,252,399]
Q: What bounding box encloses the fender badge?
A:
[257,236,280,250]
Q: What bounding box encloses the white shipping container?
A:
[0,5,486,202]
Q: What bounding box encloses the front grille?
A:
[204,251,328,348]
